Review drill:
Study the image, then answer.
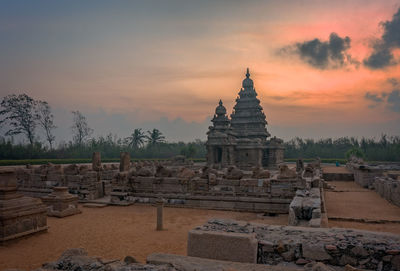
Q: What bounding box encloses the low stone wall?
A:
[17,247,348,271]
[373,176,400,207]
[115,175,303,213]
[347,162,400,207]
[15,164,118,201]
[190,219,400,270]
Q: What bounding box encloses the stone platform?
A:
[0,169,48,243]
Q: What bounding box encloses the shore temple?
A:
[206,69,284,169]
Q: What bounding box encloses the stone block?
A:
[302,243,332,261]
[187,229,258,263]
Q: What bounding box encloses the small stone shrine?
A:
[41,187,81,217]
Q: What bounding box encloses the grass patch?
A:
[284,158,348,164]
[0,157,207,166]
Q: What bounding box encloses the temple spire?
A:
[246,68,250,78]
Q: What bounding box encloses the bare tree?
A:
[0,94,38,145]
[71,110,93,145]
[35,101,56,149]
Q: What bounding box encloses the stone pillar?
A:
[120,152,131,172]
[156,198,164,231]
[92,152,102,171]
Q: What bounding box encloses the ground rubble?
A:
[193,219,400,270]
[4,248,360,271]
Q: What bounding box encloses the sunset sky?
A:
[1,0,400,143]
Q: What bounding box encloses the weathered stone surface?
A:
[92,152,102,171]
[0,169,48,242]
[187,229,258,263]
[119,152,131,172]
[148,253,304,271]
[278,165,297,179]
[302,243,332,261]
[194,219,400,270]
[41,187,81,218]
[137,167,154,177]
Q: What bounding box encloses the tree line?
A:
[0,93,205,159]
[1,93,400,161]
[284,136,400,161]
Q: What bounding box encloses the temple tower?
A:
[230,68,270,140]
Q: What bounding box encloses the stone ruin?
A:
[108,160,306,213]
[346,156,400,207]
[288,160,325,227]
[25,247,369,271]
[0,169,47,243]
[41,187,81,217]
[188,219,400,270]
[206,69,284,170]
[15,153,117,202]
[108,157,327,218]
[13,151,328,219]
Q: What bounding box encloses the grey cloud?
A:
[388,78,399,87]
[387,90,400,112]
[365,92,384,103]
[364,7,400,69]
[363,45,396,69]
[281,32,358,69]
[364,81,400,113]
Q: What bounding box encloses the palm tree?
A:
[125,128,146,149]
[146,128,165,146]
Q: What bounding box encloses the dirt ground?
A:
[0,205,288,271]
[322,166,352,174]
[324,181,400,233]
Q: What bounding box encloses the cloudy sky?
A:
[1,0,400,143]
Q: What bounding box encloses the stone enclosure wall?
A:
[188,219,400,270]
[14,158,325,214]
[111,163,314,213]
[347,161,400,207]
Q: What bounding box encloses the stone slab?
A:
[187,229,258,263]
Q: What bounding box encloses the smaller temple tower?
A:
[206,100,236,167]
[206,69,284,169]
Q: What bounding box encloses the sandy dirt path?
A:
[325,181,400,233]
[0,205,287,271]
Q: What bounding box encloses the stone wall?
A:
[110,164,304,213]
[22,247,349,271]
[373,176,400,207]
[347,162,400,207]
[190,219,400,270]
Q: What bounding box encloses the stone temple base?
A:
[42,187,81,218]
[0,169,48,243]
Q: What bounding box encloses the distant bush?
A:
[345,147,365,159]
